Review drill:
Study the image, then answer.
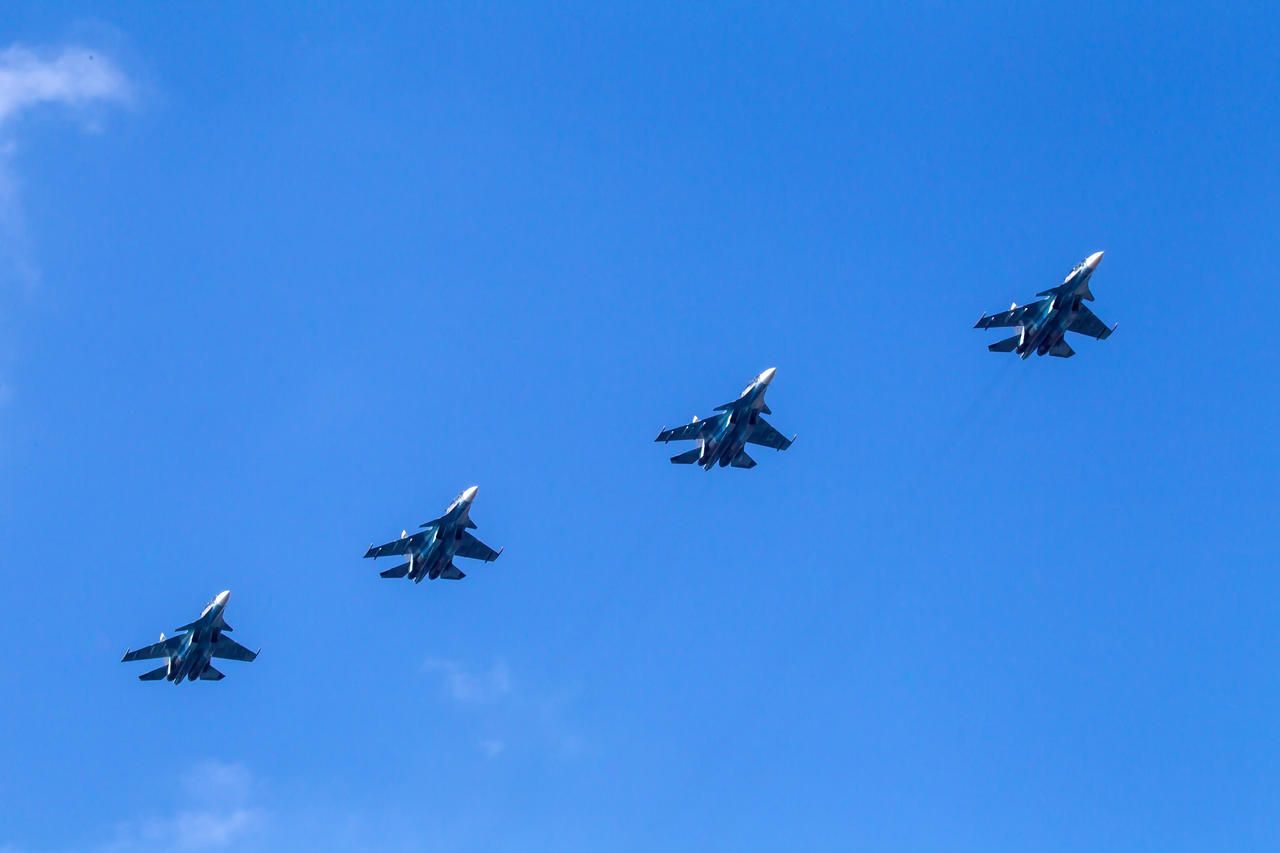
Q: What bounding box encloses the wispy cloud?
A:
[102,760,264,852]
[0,43,131,288]
[0,42,131,407]
[421,657,585,758]
[0,45,130,126]
[422,656,513,704]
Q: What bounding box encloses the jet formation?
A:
[974,251,1117,358]
[655,367,795,469]
[122,251,1118,684]
[363,486,503,582]
[121,590,259,684]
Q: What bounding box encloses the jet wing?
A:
[456,531,501,562]
[122,635,184,662]
[365,528,431,559]
[211,636,259,662]
[1067,305,1115,340]
[746,418,794,451]
[655,419,714,443]
[974,300,1045,329]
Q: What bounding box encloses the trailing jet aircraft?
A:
[121,590,259,684]
[654,367,794,470]
[974,251,1117,358]
[363,486,502,582]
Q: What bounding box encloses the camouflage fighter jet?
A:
[121,590,259,684]
[654,368,794,470]
[974,251,1117,358]
[364,486,502,582]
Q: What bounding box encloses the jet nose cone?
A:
[1085,251,1104,270]
[759,367,777,385]
[215,590,230,605]
[462,486,479,503]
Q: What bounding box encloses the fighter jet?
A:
[121,590,259,684]
[654,367,794,470]
[363,486,502,582]
[974,251,1117,358]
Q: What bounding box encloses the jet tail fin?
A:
[729,450,757,469]
[380,562,410,579]
[138,665,168,681]
[439,563,466,580]
[988,334,1020,353]
[199,666,225,681]
[669,448,701,465]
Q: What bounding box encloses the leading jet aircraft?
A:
[364,486,502,582]
[654,367,794,470]
[121,590,259,684]
[974,251,1117,358]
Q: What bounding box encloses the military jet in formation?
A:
[655,367,795,469]
[121,250,1122,684]
[974,251,1117,358]
[363,485,503,582]
[121,590,259,684]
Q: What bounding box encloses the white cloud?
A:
[421,657,586,758]
[422,657,512,704]
[0,45,130,126]
[0,43,131,288]
[103,760,264,852]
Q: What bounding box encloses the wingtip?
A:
[973,314,988,329]
[493,546,504,562]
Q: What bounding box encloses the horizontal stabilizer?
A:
[199,666,225,681]
[138,665,168,681]
[1048,340,1075,358]
[669,448,701,465]
[988,334,1020,353]
[440,563,466,580]
[729,451,757,469]
[380,562,410,578]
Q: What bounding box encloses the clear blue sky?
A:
[1,3,1278,851]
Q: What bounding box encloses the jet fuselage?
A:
[407,487,477,582]
[160,594,228,684]
[695,371,773,469]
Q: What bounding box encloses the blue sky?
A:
[1,3,1278,850]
